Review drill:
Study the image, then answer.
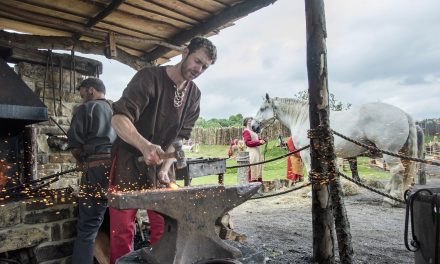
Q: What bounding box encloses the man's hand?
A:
[158,170,179,189]
[140,143,164,166]
[157,170,170,184]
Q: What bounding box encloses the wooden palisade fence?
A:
[191,121,290,145]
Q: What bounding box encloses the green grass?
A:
[179,140,390,186]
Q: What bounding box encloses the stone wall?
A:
[0,56,100,262]
[16,61,87,191]
[0,196,77,263]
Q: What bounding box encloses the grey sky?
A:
[97,0,439,121]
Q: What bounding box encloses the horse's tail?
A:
[402,114,419,186]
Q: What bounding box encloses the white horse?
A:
[253,94,422,205]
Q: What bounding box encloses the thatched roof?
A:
[0,0,277,70]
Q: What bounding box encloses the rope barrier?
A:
[250,182,312,200]
[338,172,405,204]
[332,129,440,167]
[226,145,310,169]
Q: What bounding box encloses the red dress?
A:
[286,137,304,182]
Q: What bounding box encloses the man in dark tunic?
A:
[109,37,217,263]
[67,78,116,264]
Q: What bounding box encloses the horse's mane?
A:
[273,97,308,115]
[271,97,309,127]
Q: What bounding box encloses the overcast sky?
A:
[94,0,439,121]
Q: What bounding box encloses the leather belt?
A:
[87,153,111,161]
[77,158,112,171]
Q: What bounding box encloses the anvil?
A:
[108,182,261,264]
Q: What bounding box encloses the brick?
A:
[35,240,74,262]
[25,197,75,211]
[0,227,48,253]
[49,154,76,164]
[38,153,49,164]
[38,163,62,171]
[24,208,70,224]
[0,202,22,228]
[62,220,77,239]
[25,198,56,211]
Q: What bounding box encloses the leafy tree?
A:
[195,114,243,128]
[293,90,351,111]
[229,113,243,125]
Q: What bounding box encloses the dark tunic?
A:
[111,66,201,190]
[67,99,116,158]
[67,98,116,197]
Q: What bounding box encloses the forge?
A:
[108,182,261,264]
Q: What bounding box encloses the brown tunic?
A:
[111,66,201,190]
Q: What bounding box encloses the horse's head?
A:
[252,93,277,133]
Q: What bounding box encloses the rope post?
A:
[236,151,249,186]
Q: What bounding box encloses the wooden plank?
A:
[144,0,278,62]
[150,0,211,21]
[16,0,107,19]
[102,10,180,39]
[0,18,70,37]
[121,2,194,29]
[126,0,200,24]
[183,0,229,11]
[3,0,88,24]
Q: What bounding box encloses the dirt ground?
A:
[227,163,440,264]
[229,184,414,264]
[131,164,440,263]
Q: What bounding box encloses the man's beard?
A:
[180,57,197,81]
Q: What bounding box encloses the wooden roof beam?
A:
[85,0,125,28]
[143,0,278,62]
[0,30,151,70]
[0,45,102,76]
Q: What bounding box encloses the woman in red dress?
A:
[286,136,304,184]
[242,117,266,182]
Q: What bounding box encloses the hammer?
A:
[137,140,187,169]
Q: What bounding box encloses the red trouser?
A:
[108,148,164,264]
[109,208,164,264]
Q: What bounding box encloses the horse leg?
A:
[347,157,360,181]
[402,158,415,190]
[300,150,311,178]
[382,155,405,206]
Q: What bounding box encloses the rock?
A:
[341,178,360,196]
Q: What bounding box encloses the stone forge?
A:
[108,182,261,264]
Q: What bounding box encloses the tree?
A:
[293,90,351,111]
[195,114,243,128]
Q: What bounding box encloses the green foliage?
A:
[195,113,243,128]
[293,90,351,111]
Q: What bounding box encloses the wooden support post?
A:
[108,32,117,59]
[23,126,38,182]
[305,0,354,263]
